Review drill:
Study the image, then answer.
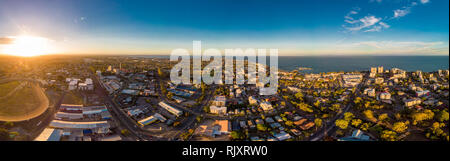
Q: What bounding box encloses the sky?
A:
[0,0,448,56]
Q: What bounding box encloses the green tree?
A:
[167,92,174,99]
[285,121,294,127]
[314,118,323,129]
[121,129,131,136]
[392,122,408,133]
[0,128,10,141]
[257,124,268,132]
[380,130,397,141]
[196,116,202,123]
[436,110,449,122]
[411,109,434,125]
[351,119,362,127]
[335,119,349,130]
[298,103,314,113]
[344,112,354,121]
[378,113,389,122]
[230,131,246,140]
[294,92,304,101]
[3,122,14,128]
[360,123,370,131]
[363,110,377,123]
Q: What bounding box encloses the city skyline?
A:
[0,0,448,56]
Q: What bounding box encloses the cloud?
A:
[420,0,430,4]
[352,41,444,51]
[335,41,448,55]
[343,13,389,32]
[392,0,429,19]
[394,8,411,18]
[0,37,14,45]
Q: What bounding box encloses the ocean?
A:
[277,56,449,73]
[131,55,449,73]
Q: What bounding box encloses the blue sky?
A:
[0,0,448,55]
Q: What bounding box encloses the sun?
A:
[2,35,52,57]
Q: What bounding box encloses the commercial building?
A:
[159,101,183,117]
[138,116,158,127]
[49,120,110,134]
[34,128,62,141]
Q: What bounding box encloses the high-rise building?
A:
[377,66,384,74]
[370,67,377,74]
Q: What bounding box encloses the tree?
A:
[335,119,349,130]
[380,130,397,141]
[351,119,362,127]
[313,100,321,108]
[3,122,14,128]
[257,124,268,132]
[167,92,174,99]
[294,92,304,101]
[196,116,202,123]
[363,110,377,123]
[314,118,323,129]
[230,131,246,140]
[411,109,434,125]
[392,122,408,133]
[285,121,294,127]
[298,103,314,113]
[0,128,10,141]
[360,123,370,131]
[378,113,389,122]
[436,110,449,122]
[344,112,354,121]
[121,129,131,136]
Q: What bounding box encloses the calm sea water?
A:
[132,55,449,73]
[277,56,449,73]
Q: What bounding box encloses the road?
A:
[309,84,361,141]
[91,73,150,141]
[30,91,66,140]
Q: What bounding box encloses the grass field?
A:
[0,81,20,97]
[0,82,49,122]
[62,91,84,105]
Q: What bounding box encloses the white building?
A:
[379,92,391,100]
[375,77,384,84]
[404,98,422,107]
[260,101,273,111]
[210,106,227,115]
[213,96,227,106]
[248,96,258,105]
[364,88,376,97]
[68,80,78,91]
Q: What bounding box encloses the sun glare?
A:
[2,35,52,57]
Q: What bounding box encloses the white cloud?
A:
[352,41,444,50]
[392,0,429,19]
[420,0,430,4]
[343,14,389,32]
[379,22,390,28]
[394,8,410,18]
[335,41,448,55]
